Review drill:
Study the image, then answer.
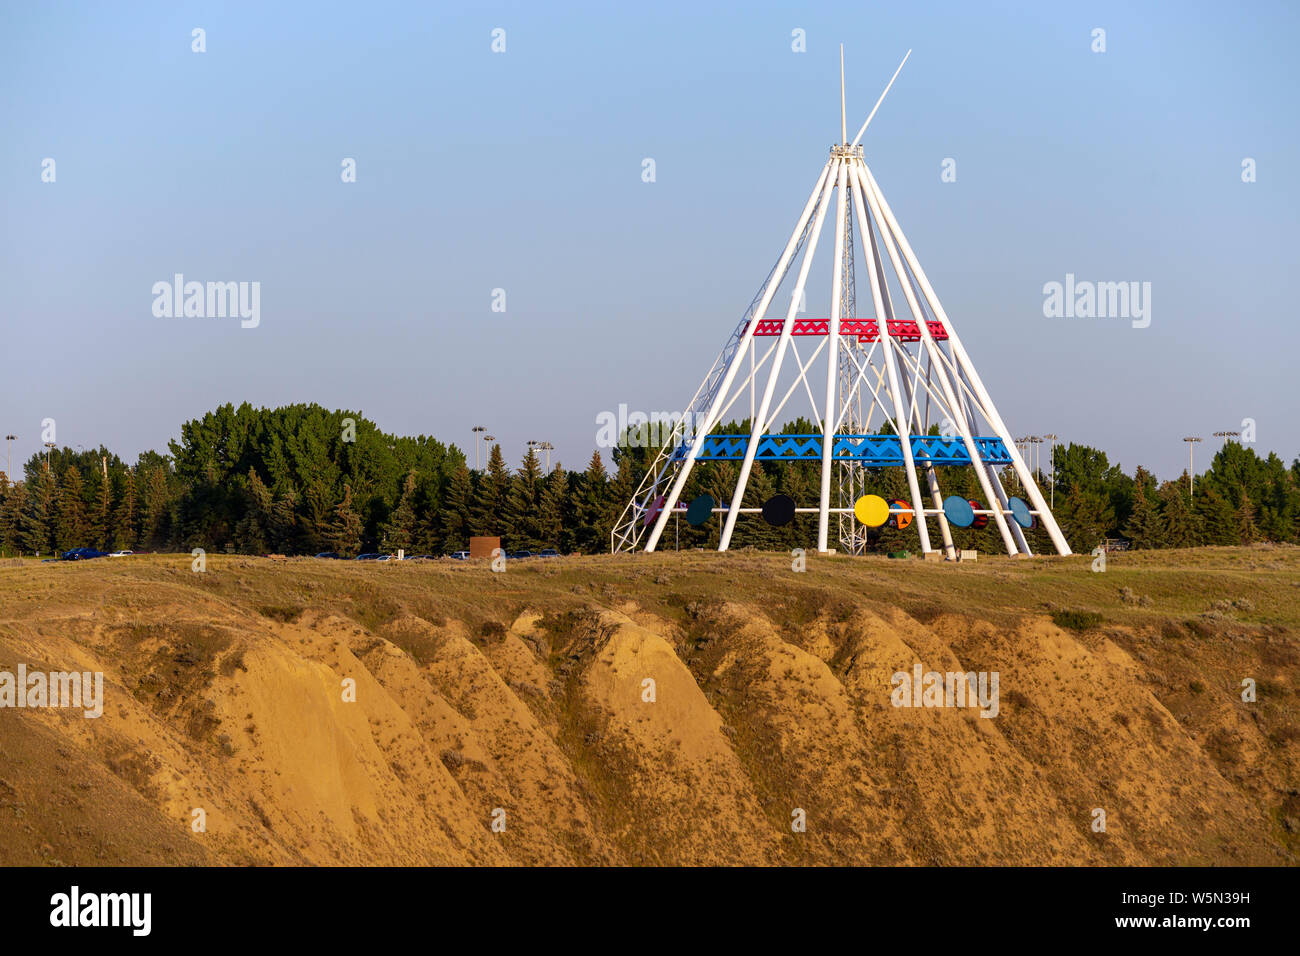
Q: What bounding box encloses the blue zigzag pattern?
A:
[671,434,1013,465]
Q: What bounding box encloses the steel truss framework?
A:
[610,52,1071,558]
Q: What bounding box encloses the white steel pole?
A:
[815,158,850,553]
[720,160,839,551]
[840,45,848,144]
[644,161,835,552]
[849,50,911,148]
[846,160,933,553]
[859,162,1070,555]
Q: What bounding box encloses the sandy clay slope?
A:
[1,547,1297,866]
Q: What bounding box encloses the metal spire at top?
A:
[850,49,911,147]
[840,44,847,144]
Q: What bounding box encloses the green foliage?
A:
[1051,610,1104,631]
[0,410,1294,559]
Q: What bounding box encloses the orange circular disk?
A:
[889,498,914,530]
[854,494,890,528]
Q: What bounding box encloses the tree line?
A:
[0,402,1296,557]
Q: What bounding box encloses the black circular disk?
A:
[761,494,796,527]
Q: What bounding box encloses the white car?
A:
[109,550,134,557]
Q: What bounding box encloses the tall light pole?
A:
[1213,430,1239,446]
[1042,434,1058,508]
[4,434,14,483]
[471,425,486,471]
[483,436,495,468]
[1183,436,1202,498]
[43,441,56,472]
[1013,437,1028,492]
[538,441,554,474]
[1028,436,1043,480]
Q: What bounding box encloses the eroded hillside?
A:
[1,547,1297,865]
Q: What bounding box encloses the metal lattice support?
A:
[615,49,1072,558]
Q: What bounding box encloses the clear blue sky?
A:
[2,0,1297,482]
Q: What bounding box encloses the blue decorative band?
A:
[671,434,1013,466]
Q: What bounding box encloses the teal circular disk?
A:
[1008,496,1034,529]
[686,494,715,526]
[943,495,975,528]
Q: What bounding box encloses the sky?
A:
[2,0,1298,483]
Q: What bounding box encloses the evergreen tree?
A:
[233,468,273,554]
[1055,483,1114,554]
[114,469,139,551]
[1157,480,1201,548]
[0,476,17,556]
[573,451,608,553]
[506,450,544,549]
[537,463,569,552]
[436,464,473,553]
[270,486,301,554]
[1194,488,1237,545]
[90,464,112,550]
[141,465,170,550]
[776,461,816,551]
[1123,471,1162,549]
[604,453,641,543]
[1235,492,1258,544]
[328,483,364,556]
[380,472,419,553]
[54,466,89,550]
[732,463,781,549]
[303,482,335,554]
[21,468,54,555]
[471,444,513,541]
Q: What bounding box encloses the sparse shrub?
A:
[1119,587,1154,607]
[1189,680,1205,694]
[258,604,302,623]
[1051,610,1103,631]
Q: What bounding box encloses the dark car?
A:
[507,550,534,560]
[537,549,559,558]
[314,551,340,559]
[355,553,384,561]
[406,554,436,560]
[448,551,469,560]
[61,548,110,561]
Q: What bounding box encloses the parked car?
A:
[507,550,535,560]
[314,551,340,559]
[61,548,110,561]
[406,554,436,560]
[109,550,134,557]
[449,551,470,560]
[355,553,384,561]
[375,554,395,561]
[537,549,559,558]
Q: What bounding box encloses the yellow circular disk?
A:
[854,494,890,527]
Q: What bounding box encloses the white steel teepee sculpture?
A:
[611,49,1071,558]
